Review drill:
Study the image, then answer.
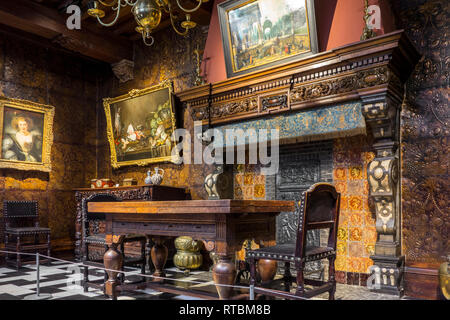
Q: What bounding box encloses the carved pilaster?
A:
[362,92,404,296]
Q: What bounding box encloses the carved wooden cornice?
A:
[177,30,419,127]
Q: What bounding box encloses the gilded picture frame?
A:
[104,81,178,169]
[218,0,319,78]
[0,96,55,172]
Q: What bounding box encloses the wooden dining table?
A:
[87,199,295,300]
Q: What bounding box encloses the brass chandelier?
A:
[87,0,207,46]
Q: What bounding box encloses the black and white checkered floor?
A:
[0,261,219,300]
[0,260,405,300]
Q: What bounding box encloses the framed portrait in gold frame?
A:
[218,0,319,78]
[0,96,55,172]
[103,81,178,169]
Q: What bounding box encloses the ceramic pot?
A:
[150,167,165,185]
[144,170,152,185]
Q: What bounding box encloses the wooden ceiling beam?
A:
[0,0,132,63]
[112,17,138,35]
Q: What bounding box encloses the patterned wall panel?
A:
[391,0,449,269]
[0,33,107,248]
[333,135,376,286]
[97,27,210,199]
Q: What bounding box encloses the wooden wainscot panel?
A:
[177,30,419,127]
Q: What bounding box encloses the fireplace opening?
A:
[266,140,333,279]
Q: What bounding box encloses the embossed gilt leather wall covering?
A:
[391,0,449,299]
[0,32,109,251]
[96,27,213,201]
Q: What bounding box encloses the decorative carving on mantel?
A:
[191,96,258,121]
[261,94,288,112]
[111,59,135,83]
[178,31,417,127]
[289,65,395,104]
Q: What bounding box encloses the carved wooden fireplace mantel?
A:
[177,30,420,296]
[177,30,418,127]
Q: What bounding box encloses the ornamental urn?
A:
[173,236,203,275]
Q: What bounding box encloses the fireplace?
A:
[179,31,419,295]
[265,141,333,277]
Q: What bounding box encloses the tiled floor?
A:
[0,261,405,300]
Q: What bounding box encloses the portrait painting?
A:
[0,97,55,172]
[218,0,318,78]
[104,81,177,168]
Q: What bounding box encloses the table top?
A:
[88,199,295,215]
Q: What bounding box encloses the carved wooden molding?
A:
[111,59,135,83]
[177,31,418,127]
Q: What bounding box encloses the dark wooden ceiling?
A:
[0,0,213,63]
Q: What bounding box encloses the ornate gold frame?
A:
[218,0,319,78]
[0,96,55,172]
[103,80,178,169]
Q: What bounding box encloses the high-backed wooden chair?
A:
[81,194,147,292]
[3,201,51,270]
[246,183,340,300]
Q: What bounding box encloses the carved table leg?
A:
[104,242,123,300]
[212,255,236,300]
[150,237,168,280]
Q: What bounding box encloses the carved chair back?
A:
[3,201,39,229]
[294,183,340,258]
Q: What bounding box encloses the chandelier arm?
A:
[175,0,202,13]
[124,0,139,6]
[96,1,122,27]
[169,12,189,36]
[142,33,155,46]
[157,0,170,14]
[98,0,118,7]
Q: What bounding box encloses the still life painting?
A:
[218,0,318,78]
[104,81,177,168]
[0,96,55,172]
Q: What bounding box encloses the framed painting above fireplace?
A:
[218,0,319,78]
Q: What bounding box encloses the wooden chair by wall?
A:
[3,200,51,270]
[246,183,341,300]
[81,194,146,293]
